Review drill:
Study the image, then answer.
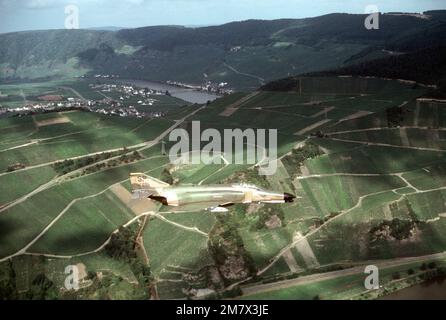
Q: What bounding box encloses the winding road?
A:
[0,105,206,262]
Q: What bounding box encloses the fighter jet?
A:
[130,173,296,213]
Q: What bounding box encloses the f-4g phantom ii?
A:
[130,173,297,213]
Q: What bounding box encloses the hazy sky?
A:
[0,0,445,33]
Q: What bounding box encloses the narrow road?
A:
[0,105,206,261]
[198,156,230,186]
[138,105,206,152]
[0,141,38,153]
[0,105,205,180]
[223,62,265,85]
[327,126,446,136]
[0,178,58,214]
[256,189,400,276]
[257,173,446,278]
[148,212,208,237]
[60,86,87,102]
[96,90,116,102]
[0,163,169,262]
[242,252,446,297]
[327,137,446,152]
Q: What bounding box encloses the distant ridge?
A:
[87,26,127,32]
[1,11,446,90]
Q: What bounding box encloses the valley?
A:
[1,6,446,301]
[1,11,445,91]
[2,75,446,299]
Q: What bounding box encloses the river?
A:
[118,79,220,104]
[380,278,446,300]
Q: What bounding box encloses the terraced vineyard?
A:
[1,76,446,300]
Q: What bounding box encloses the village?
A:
[166,80,233,95]
[89,73,233,95]
[0,82,172,119]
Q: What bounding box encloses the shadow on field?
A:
[39,230,112,256]
[0,219,20,258]
[0,219,17,243]
[310,212,446,266]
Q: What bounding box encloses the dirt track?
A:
[242,252,446,297]
[34,115,71,127]
[219,92,260,117]
[295,119,331,136]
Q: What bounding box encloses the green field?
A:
[241,259,446,300]
[0,110,174,171]
[0,156,169,258]
[143,217,213,275]
[2,77,446,300]
[0,165,56,206]
[0,81,74,108]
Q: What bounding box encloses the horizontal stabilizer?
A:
[130,172,170,191]
[131,189,152,200]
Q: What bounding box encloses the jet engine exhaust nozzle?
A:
[284,193,296,203]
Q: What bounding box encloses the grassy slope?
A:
[0,110,174,171]
[2,77,446,300]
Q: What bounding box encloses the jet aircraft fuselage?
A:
[130,173,296,212]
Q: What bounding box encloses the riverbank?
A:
[380,277,446,300]
[117,79,220,104]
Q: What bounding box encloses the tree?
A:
[26,274,58,300]
[160,168,174,185]
[428,262,437,269]
[392,272,401,280]
[0,260,17,300]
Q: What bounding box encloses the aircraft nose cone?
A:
[284,193,296,203]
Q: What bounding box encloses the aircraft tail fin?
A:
[130,173,170,191]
